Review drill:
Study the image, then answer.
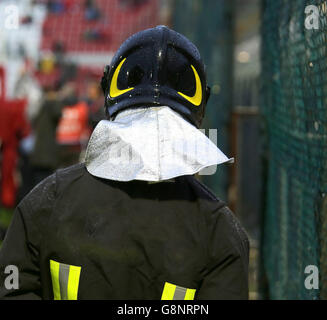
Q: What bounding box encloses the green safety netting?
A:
[261,0,327,299]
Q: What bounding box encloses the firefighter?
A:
[0,26,249,300]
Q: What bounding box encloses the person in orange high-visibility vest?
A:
[55,82,90,168]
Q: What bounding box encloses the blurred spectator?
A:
[47,0,65,14]
[0,99,29,208]
[119,0,149,9]
[15,60,43,123]
[84,80,105,129]
[57,62,78,88]
[21,15,33,25]
[51,42,79,90]
[84,0,100,21]
[29,85,68,186]
[52,41,66,67]
[83,28,106,42]
[14,60,43,202]
[39,52,56,74]
[56,82,90,167]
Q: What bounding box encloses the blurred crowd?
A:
[0,0,157,244]
[0,49,105,211]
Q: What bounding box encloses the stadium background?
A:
[0,0,326,299]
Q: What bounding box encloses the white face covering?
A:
[85,106,233,182]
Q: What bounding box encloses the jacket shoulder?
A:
[55,163,86,193]
[184,175,249,259]
[19,163,86,218]
[183,175,226,208]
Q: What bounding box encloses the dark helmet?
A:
[101,25,210,128]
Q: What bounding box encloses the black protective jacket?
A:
[0,163,249,300]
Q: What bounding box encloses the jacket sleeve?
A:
[0,204,41,299]
[0,173,57,300]
[197,205,250,300]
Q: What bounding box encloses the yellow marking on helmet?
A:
[178,65,202,106]
[110,58,134,98]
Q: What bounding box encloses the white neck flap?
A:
[85,106,233,182]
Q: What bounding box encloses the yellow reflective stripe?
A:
[161,282,176,300]
[50,260,82,300]
[67,265,81,300]
[161,282,196,300]
[184,288,196,300]
[50,260,61,300]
